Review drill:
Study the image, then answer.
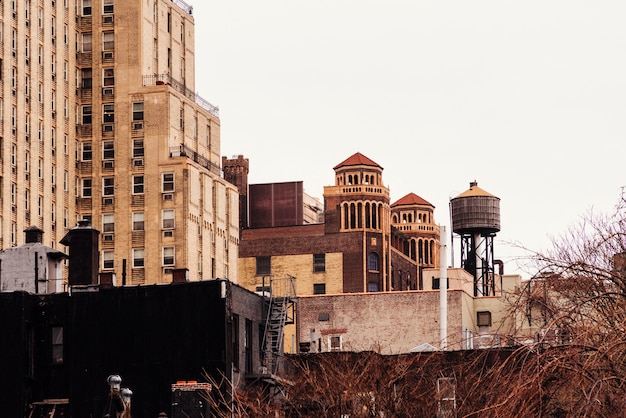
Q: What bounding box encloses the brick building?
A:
[235,152,440,298]
[1,0,239,286]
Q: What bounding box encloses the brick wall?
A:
[297,291,466,354]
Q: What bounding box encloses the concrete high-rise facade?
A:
[1,0,239,286]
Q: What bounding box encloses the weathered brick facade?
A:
[297,291,466,353]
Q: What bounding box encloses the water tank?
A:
[451,181,500,235]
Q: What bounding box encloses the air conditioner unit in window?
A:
[103,233,114,242]
[102,87,114,96]
[102,197,114,205]
[162,193,173,201]
[133,158,144,167]
[163,268,173,275]
[132,121,143,130]
[163,230,173,238]
[102,51,114,60]
[102,124,114,133]
[102,15,114,24]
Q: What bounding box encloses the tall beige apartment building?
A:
[0,0,239,285]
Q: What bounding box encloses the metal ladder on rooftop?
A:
[261,275,296,376]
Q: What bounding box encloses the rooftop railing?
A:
[143,73,219,117]
[172,0,193,15]
[170,144,221,175]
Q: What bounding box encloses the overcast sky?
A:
[192,1,626,278]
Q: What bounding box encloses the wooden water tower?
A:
[450,181,501,296]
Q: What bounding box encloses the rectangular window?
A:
[162,209,174,229]
[132,212,144,231]
[313,253,326,273]
[103,104,114,123]
[51,326,64,364]
[103,68,114,86]
[313,283,326,295]
[82,178,92,197]
[102,140,114,160]
[82,0,92,16]
[256,256,271,275]
[103,0,113,14]
[102,177,114,196]
[329,335,342,352]
[132,138,144,158]
[132,248,145,268]
[477,311,492,327]
[163,247,175,266]
[132,102,144,121]
[162,173,174,192]
[81,68,92,88]
[132,175,144,194]
[102,31,114,50]
[102,250,114,270]
[81,105,92,124]
[102,213,114,233]
[82,142,92,160]
[81,33,92,52]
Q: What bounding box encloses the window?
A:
[102,140,114,159]
[162,173,174,192]
[81,68,92,88]
[81,0,92,16]
[102,213,114,233]
[103,68,114,86]
[368,252,379,272]
[51,326,64,364]
[431,276,448,290]
[132,138,144,157]
[477,311,492,327]
[256,256,271,275]
[103,0,113,14]
[163,246,175,266]
[81,105,92,124]
[102,250,114,269]
[81,142,92,160]
[132,212,144,231]
[329,335,342,352]
[81,178,92,197]
[313,283,326,295]
[313,253,326,273]
[132,102,144,121]
[132,248,144,268]
[102,31,114,50]
[81,33,92,52]
[102,177,114,196]
[162,209,174,229]
[367,282,379,292]
[103,104,114,123]
[132,175,144,194]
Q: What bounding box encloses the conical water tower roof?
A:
[454,181,498,199]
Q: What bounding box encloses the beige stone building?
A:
[1,0,239,286]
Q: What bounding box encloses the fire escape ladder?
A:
[262,275,296,376]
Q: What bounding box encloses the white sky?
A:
[192,1,626,278]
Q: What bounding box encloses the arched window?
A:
[368,252,379,271]
[365,203,371,228]
[350,203,357,229]
[343,202,349,229]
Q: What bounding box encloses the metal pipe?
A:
[440,226,448,350]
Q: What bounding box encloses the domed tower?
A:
[390,193,440,268]
[324,152,391,292]
[450,181,501,296]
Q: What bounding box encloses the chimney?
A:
[60,220,100,286]
[24,225,44,244]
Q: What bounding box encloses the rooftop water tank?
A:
[451,181,500,235]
